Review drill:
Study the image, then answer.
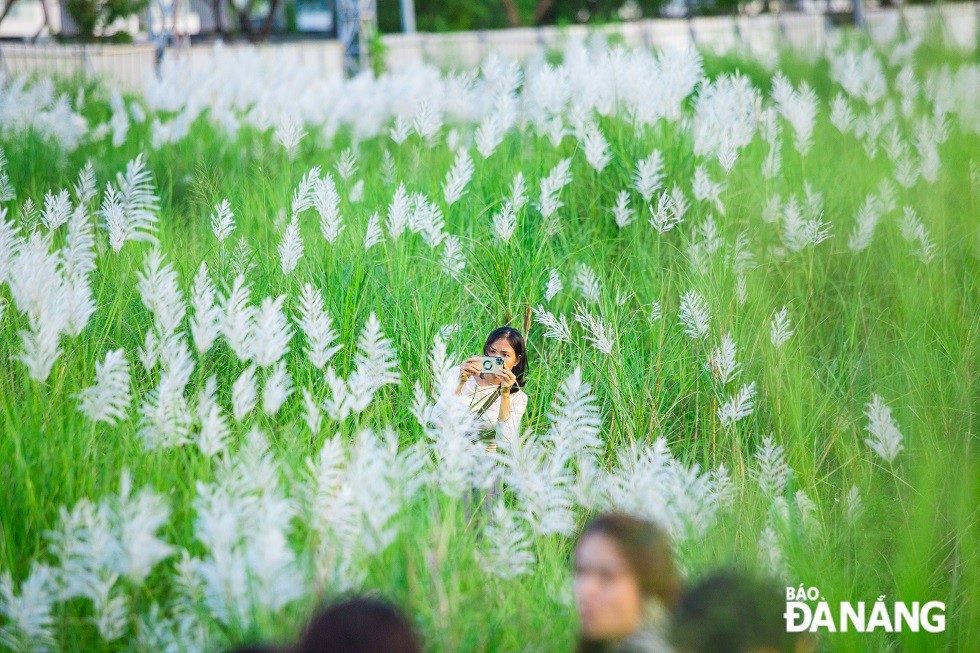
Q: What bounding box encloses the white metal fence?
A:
[1,4,977,92]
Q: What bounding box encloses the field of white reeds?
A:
[0,26,978,653]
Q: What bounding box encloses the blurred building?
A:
[0,0,336,39]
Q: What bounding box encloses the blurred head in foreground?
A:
[224,596,421,653]
[573,513,682,652]
[288,597,422,653]
[669,568,816,653]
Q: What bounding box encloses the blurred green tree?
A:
[64,0,149,40]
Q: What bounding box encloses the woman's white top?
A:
[456,375,528,453]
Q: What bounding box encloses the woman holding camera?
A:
[455,325,529,453]
[455,326,528,517]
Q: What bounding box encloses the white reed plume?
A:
[510,171,528,211]
[769,306,794,349]
[412,194,447,247]
[781,195,833,252]
[532,304,572,343]
[757,523,789,581]
[353,311,400,392]
[386,183,411,240]
[546,366,602,464]
[574,262,601,303]
[335,147,358,181]
[544,267,562,301]
[274,112,305,160]
[863,394,904,464]
[278,215,305,275]
[478,501,535,580]
[136,249,185,339]
[749,434,790,500]
[322,365,354,422]
[706,332,740,384]
[8,232,70,382]
[633,150,665,203]
[301,387,322,436]
[572,302,615,355]
[898,206,937,264]
[648,301,663,323]
[770,73,818,157]
[440,234,466,279]
[492,199,518,242]
[136,334,194,450]
[830,93,854,133]
[678,289,712,340]
[581,121,612,172]
[389,115,411,144]
[188,263,221,355]
[499,435,576,537]
[251,295,293,368]
[190,429,305,625]
[536,157,573,220]
[0,148,15,203]
[232,364,258,422]
[717,381,756,427]
[669,182,690,222]
[262,360,294,416]
[195,376,230,457]
[295,283,342,369]
[610,190,634,228]
[231,236,254,277]
[413,98,443,145]
[427,331,457,389]
[475,114,502,159]
[291,165,321,219]
[794,489,823,539]
[210,199,235,243]
[76,349,131,425]
[99,154,160,251]
[221,275,256,363]
[648,191,682,233]
[848,193,884,252]
[692,164,726,216]
[0,206,22,286]
[443,148,475,207]
[364,212,384,250]
[0,563,58,652]
[41,189,71,231]
[843,485,865,526]
[712,463,737,511]
[112,468,175,582]
[422,375,488,497]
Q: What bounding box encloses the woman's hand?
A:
[458,357,485,383]
[495,366,517,391]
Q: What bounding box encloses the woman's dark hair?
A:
[669,568,804,653]
[288,597,421,653]
[483,326,527,394]
[575,513,682,608]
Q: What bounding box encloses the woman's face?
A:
[574,533,643,642]
[486,337,519,371]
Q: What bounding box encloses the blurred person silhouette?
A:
[286,596,422,653]
[455,325,528,519]
[223,596,422,653]
[669,568,817,653]
[573,513,682,653]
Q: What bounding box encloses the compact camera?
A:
[477,356,505,375]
